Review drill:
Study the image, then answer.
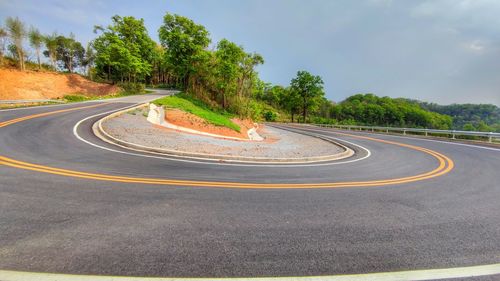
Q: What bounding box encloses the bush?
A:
[63,94,89,102]
[263,111,278,122]
[118,82,145,95]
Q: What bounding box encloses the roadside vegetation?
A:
[154,94,241,132]
[1,15,498,132]
[406,101,500,132]
[63,91,143,103]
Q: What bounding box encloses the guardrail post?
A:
[386,128,389,133]
[403,129,406,135]
[348,126,351,131]
[425,129,428,137]
[489,132,493,143]
[371,127,374,132]
[452,130,456,139]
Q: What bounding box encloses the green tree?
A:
[28,26,43,69]
[43,32,58,69]
[5,17,27,70]
[93,15,155,82]
[82,42,95,78]
[214,39,245,109]
[158,13,210,88]
[237,52,264,101]
[55,34,85,72]
[462,123,475,131]
[476,120,492,132]
[282,87,302,122]
[290,70,325,122]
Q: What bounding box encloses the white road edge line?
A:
[1,263,500,281]
[72,106,372,168]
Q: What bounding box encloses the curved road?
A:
[0,92,499,279]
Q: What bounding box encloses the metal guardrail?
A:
[312,124,500,143]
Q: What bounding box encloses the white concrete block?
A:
[146,103,165,125]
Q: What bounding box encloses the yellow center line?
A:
[0,103,108,128]
[0,105,454,189]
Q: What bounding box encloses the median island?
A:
[99,93,351,163]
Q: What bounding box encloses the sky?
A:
[1,0,500,105]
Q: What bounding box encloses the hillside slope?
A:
[405,99,500,132]
[0,68,120,100]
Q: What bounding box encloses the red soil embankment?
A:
[0,68,120,100]
[164,109,259,140]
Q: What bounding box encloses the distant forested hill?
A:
[322,94,453,129]
[405,100,500,132]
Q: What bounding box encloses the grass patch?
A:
[62,88,150,103]
[153,93,241,132]
[63,94,90,102]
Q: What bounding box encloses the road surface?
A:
[1,91,499,279]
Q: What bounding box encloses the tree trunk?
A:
[302,97,307,123]
[17,48,23,70]
[36,48,41,70]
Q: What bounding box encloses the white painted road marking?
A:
[1,263,500,280]
[72,106,372,167]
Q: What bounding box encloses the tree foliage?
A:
[43,32,58,69]
[55,34,85,72]
[410,101,500,132]
[93,15,155,82]
[0,27,7,66]
[158,13,210,88]
[290,71,325,122]
[28,26,43,69]
[5,17,26,70]
[329,94,453,129]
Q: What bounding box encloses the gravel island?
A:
[101,107,344,159]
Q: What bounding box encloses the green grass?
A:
[153,93,241,132]
[62,89,148,103]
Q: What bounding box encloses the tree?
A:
[237,52,264,101]
[43,32,58,69]
[93,15,155,82]
[214,39,245,109]
[158,13,210,88]
[0,27,7,66]
[54,34,85,72]
[282,87,302,122]
[82,42,96,78]
[28,26,43,69]
[290,70,325,122]
[5,17,27,70]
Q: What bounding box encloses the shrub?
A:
[118,82,145,95]
[263,111,278,122]
[63,94,89,102]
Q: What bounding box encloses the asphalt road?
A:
[0,92,499,279]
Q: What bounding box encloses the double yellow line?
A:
[0,103,107,128]
[0,104,454,189]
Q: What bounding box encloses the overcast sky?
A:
[1,0,499,105]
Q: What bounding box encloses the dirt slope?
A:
[164,108,260,140]
[0,68,120,100]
